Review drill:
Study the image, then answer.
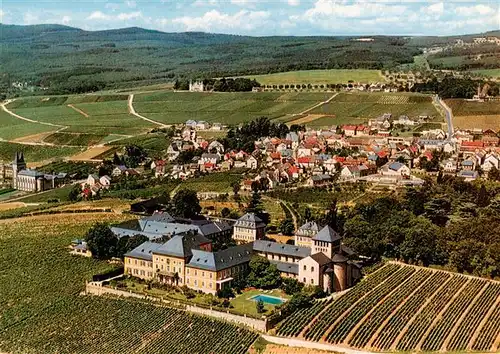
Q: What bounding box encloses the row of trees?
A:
[173,78,260,92]
[222,116,289,152]
[411,76,499,98]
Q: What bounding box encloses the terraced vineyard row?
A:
[325,266,416,344]
[371,271,451,350]
[276,263,500,353]
[0,296,258,354]
[276,263,399,338]
[303,264,401,341]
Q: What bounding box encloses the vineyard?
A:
[445,99,500,130]
[0,213,258,354]
[276,263,500,352]
[308,92,439,127]
[0,296,258,354]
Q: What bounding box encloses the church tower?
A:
[12,152,26,189]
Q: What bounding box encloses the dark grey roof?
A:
[312,225,341,243]
[234,213,266,229]
[253,240,311,258]
[155,233,211,258]
[331,254,348,263]
[341,244,356,256]
[296,221,320,237]
[270,260,299,275]
[18,169,45,178]
[124,242,162,261]
[143,212,176,223]
[310,252,333,266]
[187,243,253,271]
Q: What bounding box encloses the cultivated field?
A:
[0,141,82,163]
[0,213,258,354]
[0,110,55,140]
[241,69,385,85]
[276,263,500,353]
[133,91,330,125]
[6,94,155,138]
[472,69,500,79]
[446,99,500,130]
[306,92,440,127]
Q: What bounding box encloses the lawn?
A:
[308,92,440,127]
[132,91,327,125]
[0,141,82,163]
[230,289,289,318]
[14,184,75,203]
[240,69,385,85]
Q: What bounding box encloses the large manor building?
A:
[123,212,361,295]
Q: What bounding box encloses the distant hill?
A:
[0,24,498,93]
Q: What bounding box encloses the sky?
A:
[0,0,499,36]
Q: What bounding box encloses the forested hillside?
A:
[1,24,419,92]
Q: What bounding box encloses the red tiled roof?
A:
[343,125,357,130]
[461,141,484,147]
[270,152,281,159]
[298,157,313,164]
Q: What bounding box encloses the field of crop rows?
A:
[308,92,439,127]
[133,91,330,125]
[0,296,257,354]
[6,94,155,136]
[276,263,500,352]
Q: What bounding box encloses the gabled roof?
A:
[187,243,253,271]
[297,221,320,236]
[312,225,341,243]
[155,233,211,258]
[310,252,332,266]
[124,241,162,261]
[388,162,406,171]
[234,213,266,228]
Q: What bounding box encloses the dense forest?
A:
[321,177,500,279]
[1,24,421,93]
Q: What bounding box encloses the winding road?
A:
[434,95,454,140]
[127,94,168,127]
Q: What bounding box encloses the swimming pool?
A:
[250,294,286,305]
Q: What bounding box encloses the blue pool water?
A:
[251,294,285,305]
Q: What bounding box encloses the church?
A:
[1,152,67,192]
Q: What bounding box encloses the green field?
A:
[0,141,81,163]
[107,133,171,152]
[471,69,500,78]
[43,132,107,146]
[0,110,55,140]
[7,95,155,136]
[307,92,439,127]
[240,69,385,85]
[133,91,329,125]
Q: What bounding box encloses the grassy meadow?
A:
[240,69,385,85]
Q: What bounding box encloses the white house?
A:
[380,162,411,177]
[100,175,112,188]
[199,153,221,165]
[196,121,210,130]
[207,141,224,154]
[246,156,258,170]
[482,154,499,172]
